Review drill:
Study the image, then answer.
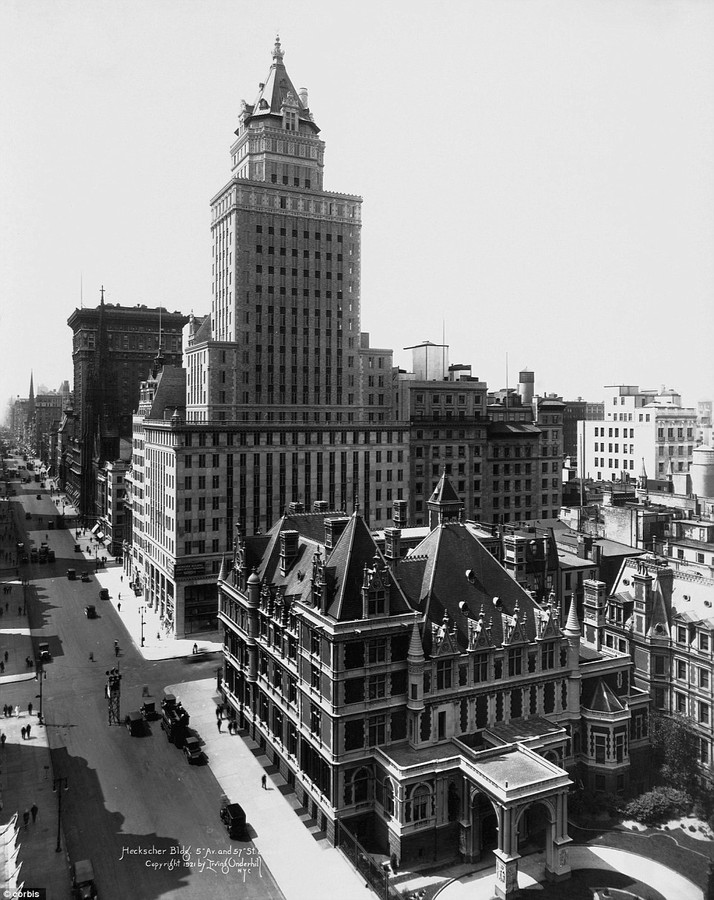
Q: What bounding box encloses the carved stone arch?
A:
[514,795,556,830]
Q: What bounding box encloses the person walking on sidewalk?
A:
[261,775,267,790]
[117,603,121,613]
[30,803,38,823]
[217,718,222,733]
[22,810,29,829]
[26,723,31,739]
[1,732,6,749]
[20,726,26,740]
[27,702,32,716]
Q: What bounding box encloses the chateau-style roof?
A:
[246,510,413,622]
[242,37,319,133]
[398,522,543,650]
[148,366,186,419]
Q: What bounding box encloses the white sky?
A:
[1,0,713,414]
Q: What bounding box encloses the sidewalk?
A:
[0,474,72,898]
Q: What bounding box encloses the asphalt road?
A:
[16,481,284,900]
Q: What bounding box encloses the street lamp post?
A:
[53,777,68,852]
[140,606,146,647]
[35,657,47,724]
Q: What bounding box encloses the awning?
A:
[91,524,100,535]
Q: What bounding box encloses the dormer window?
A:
[284,110,297,132]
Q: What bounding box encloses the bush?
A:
[624,787,691,826]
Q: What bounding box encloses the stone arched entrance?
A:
[460,744,572,899]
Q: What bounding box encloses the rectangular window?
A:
[436,660,452,690]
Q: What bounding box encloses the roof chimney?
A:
[280,530,299,575]
[325,516,350,552]
[298,87,309,107]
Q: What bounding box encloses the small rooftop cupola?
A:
[427,469,463,530]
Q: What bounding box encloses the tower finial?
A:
[100,284,105,304]
[273,35,284,64]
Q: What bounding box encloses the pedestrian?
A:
[217,718,222,733]
[215,706,222,720]
[120,575,123,582]
[0,732,5,748]
[26,723,31,739]
[28,702,32,716]
[192,643,198,655]
[31,803,38,823]
[20,725,26,740]
[3,651,7,662]
[0,662,4,674]
[14,706,19,718]
[114,644,119,657]
[89,651,94,662]
[117,602,121,613]
[2,705,6,717]
[118,592,121,601]
[22,810,29,829]
[261,774,267,790]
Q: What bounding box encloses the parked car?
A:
[81,571,90,582]
[85,605,97,619]
[99,588,109,601]
[71,858,97,900]
[67,569,76,580]
[25,511,32,520]
[38,642,51,661]
[141,700,158,720]
[125,711,145,736]
[183,735,203,764]
[219,802,247,839]
[36,494,41,500]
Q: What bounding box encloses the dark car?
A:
[183,735,203,764]
[99,588,109,601]
[71,858,97,900]
[67,569,76,580]
[36,494,41,499]
[81,571,90,583]
[85,605,97,619]
[219,802,247,839]
[125,711,145,736]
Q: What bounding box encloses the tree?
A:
[650,713,699,795]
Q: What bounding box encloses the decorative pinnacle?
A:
[273,35,284,63]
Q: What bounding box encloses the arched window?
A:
[406,783,432,823]
[345,767,371,805]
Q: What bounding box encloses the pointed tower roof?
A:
[407,615,425,662]
[245,36,319,132]
[583,678,626,713]
[563,594,581,638]
[428,468,461,505]
[218,555,228,582]
[427,469,463,529]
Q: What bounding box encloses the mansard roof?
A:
[243,37,319,133]
[398,522,543,651]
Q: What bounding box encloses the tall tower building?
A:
[186,37,365,424]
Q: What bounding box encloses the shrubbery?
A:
[623,787,691,826]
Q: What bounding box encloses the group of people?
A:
[2,705,20,717]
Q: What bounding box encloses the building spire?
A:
[272,34,284,64]
[563,594,580,637]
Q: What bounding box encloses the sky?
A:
[1,0,713,414]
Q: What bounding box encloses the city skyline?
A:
[1,0,713,411]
